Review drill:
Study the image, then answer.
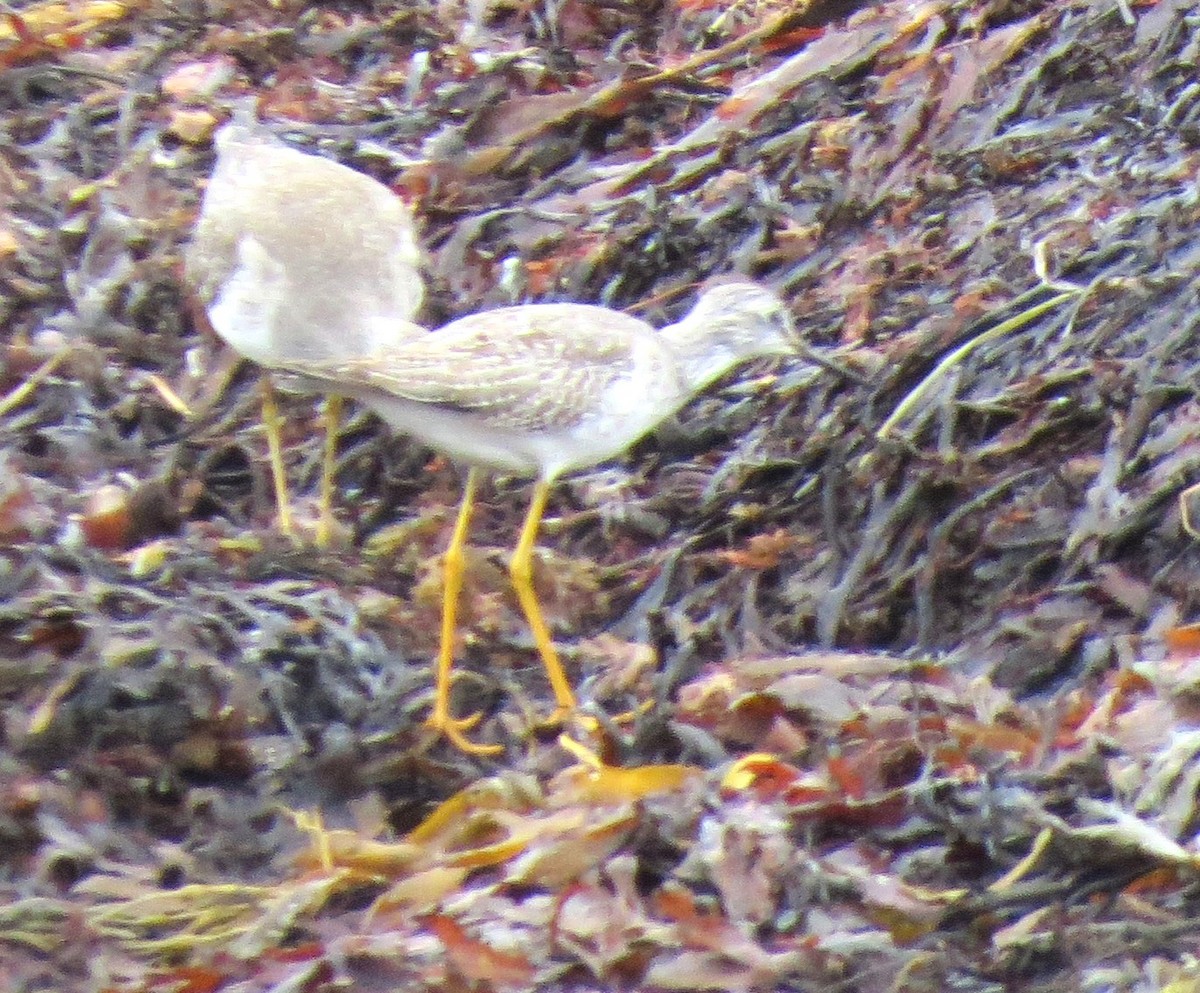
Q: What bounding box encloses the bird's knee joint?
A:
[509,553,533,585]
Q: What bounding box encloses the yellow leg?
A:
[426,469,502,755]
[510,480,577,719]
[316,394,343,548]
[260,376,294,537]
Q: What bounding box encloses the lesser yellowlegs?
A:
[277,282,797,753]
[186,123,426,544]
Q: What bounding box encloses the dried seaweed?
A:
[6,0,1200,990]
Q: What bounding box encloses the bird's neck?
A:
[660,322,741,396]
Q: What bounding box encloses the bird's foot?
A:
[608,699,655,726]
[527,703,576,738]
[275,505,297,541]
[313,511,337,550]
[268,503,348,548]
[425,709,503,756]
[551,700,653,738]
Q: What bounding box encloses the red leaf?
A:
[827,755,866,800]
[428,915,536,987]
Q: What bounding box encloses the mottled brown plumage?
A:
[327,307,654,429]
[277,283,793,477]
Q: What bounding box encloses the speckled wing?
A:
[279,304,656,434]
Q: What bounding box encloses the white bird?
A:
[276,282,798,753]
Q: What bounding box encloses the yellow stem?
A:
[260,376,293,536]
[317,394,343,547]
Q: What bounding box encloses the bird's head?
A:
[662,281,797,392]
[687,281,796,353]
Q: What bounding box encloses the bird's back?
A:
[277,302,689,478]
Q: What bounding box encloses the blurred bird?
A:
[186,122,426,545]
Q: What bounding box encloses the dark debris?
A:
[6,0,1200,989]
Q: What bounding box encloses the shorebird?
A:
[186,122,426,545]
[276,282,797,753]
